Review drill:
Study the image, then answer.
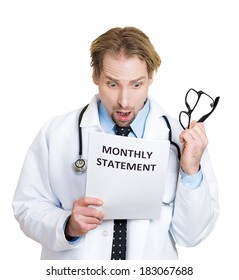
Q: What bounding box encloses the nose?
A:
[117,87,129,108]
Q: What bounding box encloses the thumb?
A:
[189,120,197,129]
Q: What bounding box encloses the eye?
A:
[133,82,142,88]
[107,82,117,88]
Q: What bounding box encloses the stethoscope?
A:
[74,104,181,173]
[74,104,89,173]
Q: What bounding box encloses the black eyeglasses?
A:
[179,88,220,129]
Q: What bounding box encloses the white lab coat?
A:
[12,94,219,260]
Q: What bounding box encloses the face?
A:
[93,52,153,127]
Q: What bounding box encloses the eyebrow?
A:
[105,75,146,83]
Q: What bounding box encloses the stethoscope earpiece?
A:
[74,158,87,173]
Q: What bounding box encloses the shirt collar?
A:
[98,101,116,133]
[98,99,150,138]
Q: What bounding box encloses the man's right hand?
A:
[65,197,104,238]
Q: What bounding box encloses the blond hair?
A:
[90,27,161,79]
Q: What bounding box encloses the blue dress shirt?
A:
[98,99,150,138]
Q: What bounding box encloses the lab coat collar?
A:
[143,96,170,140]
[80,94,102,129]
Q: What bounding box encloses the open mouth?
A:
[116,111,132,123]
[117,111,131,116]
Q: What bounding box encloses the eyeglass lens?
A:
[179,88,220,130]
[187,90,214,123]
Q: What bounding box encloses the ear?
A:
[92,70,99,85]
[148,72,154,86]
[149,76,154,86]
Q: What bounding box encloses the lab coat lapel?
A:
[144,96,170,140]
[127,220,150,259]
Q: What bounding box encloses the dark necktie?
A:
[111,125,131,260]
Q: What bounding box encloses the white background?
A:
[0,0,238,278]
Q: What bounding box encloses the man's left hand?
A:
[179,121,208,175]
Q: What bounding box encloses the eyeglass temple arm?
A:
[197,96,220,123]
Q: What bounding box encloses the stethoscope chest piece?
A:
[74,158,87,173]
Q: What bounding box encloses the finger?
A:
[189,121,206,134]
[77,197,103,207]
[179,129,193,143]
[189,120,197,128]
[80,223,98,235]
[181,122,207,143]
[80,215,103,225]
[66,210,103,237]
[188,124,208,146]
[81,206,104,221]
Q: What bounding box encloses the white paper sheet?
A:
[86,132,170,219]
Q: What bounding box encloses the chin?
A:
[117,120,134,127]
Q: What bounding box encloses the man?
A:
[13,27,219,260]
